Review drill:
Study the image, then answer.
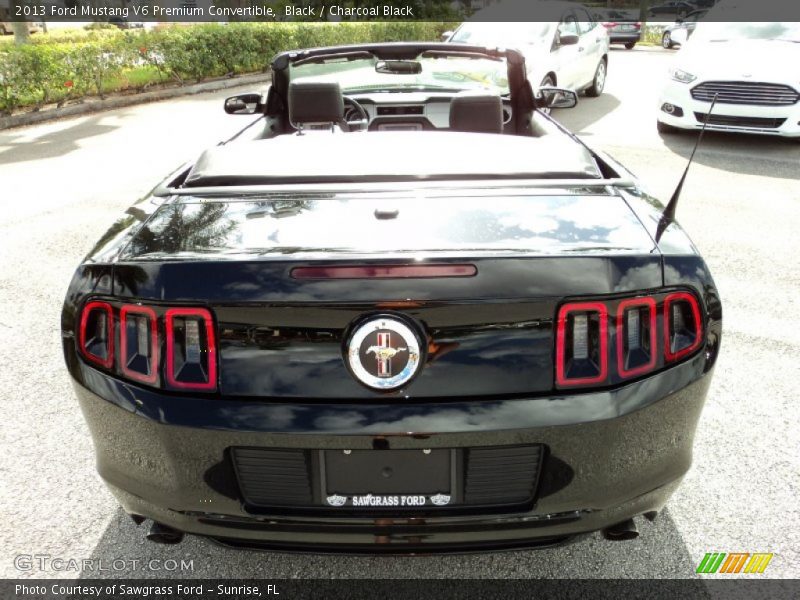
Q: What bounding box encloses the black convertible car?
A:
[62,42,721,552]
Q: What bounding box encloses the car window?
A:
[558,12,579,36]
[450,22,551,47]
[576,9,596,34]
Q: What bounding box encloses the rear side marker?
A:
[291,265,477,279]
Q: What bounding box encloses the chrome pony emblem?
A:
[366,345,407,361]
[346,316,422,390]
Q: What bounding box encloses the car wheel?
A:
[657,120,680,134]
[625,42,636,50]
[662,32,674,49]
[585,60,606,98]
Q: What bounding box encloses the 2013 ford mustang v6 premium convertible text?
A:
[62,42,721,552]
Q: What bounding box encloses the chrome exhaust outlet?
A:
[602,518,639,541]
[146,522,184,545]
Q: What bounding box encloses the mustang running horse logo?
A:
[365,346,407,360]
[365,332,407,377]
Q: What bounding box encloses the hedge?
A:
[0,22,452,115]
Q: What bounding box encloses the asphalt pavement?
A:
[0,46,798,580]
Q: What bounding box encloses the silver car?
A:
[662,9,708,49]
[444,1,610,97]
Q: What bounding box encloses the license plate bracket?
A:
[321,449,456,509]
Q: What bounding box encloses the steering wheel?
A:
[342,96,369,131]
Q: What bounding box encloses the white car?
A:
[444,2,610,98]
[657,22,800,138]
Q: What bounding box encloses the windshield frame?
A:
[286,50,512,96]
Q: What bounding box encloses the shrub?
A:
[0,49,35,114]
[0,22,454,114]
[64,40,135,98]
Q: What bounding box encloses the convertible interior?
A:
[287,80,510,135]
[224,43,576,141]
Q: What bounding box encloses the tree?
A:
[640,0,649,24]
[10,0,31,45]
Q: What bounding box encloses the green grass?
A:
[100,65,169,94]
[642,25,666,45]
[14,65,177,109]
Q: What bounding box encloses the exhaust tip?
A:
[602,518,639,541]
[643,510,659,522]
[146,522,184,545]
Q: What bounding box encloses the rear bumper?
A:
[609,33,641,44]
[73,351,714,553]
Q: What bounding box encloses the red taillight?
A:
[79,301,114,369]
[634,22,642,30]
[165,307,217,391]
[616,297,657,378]
[556,291,704,389]
[120,305,158,384]
[556,302,608,387]
[664,292,703,362]
[603,21,617,28]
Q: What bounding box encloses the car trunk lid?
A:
[112,191,661,399]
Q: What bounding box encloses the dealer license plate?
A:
[322,449,453,508]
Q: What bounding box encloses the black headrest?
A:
[288,81,344,125]
[449,94,504,134]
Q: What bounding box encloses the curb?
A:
[0,72,270,131]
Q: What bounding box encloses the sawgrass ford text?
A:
[19,3,414,18]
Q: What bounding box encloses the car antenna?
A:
[655,93,718,243]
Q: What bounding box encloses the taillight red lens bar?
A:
[556,302,608,387]
[664,292,703,362]
[77,301,217,392]
[616,297,657,378]
[556,291,703,389]
[165,308,217,391]
[120,305,159,384]
[79,301,114,369]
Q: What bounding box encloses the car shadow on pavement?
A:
[0,113,127,166]
[551,94,622,136]
[660,130,800,180]
[79,506,705,580]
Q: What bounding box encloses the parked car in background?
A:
[109,18,144,29]
[648,1,697,18]
[661,9,708,48]
[594,9,642,49]
[444,1,609,97]
[657,21,800,138]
